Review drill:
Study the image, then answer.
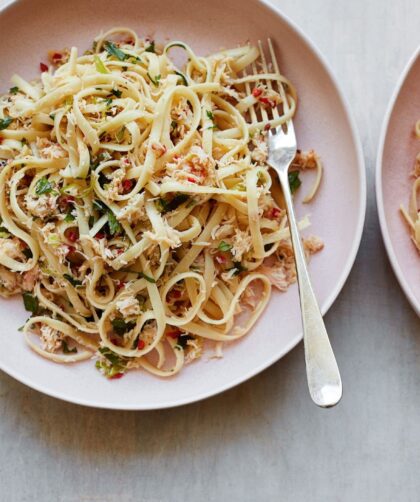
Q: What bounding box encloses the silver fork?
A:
[255,40,342,407]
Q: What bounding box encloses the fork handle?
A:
[278,170,342,408]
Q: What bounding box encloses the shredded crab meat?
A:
[40,325,63,353]
[144,220,181,249]
[185,336,203,364]
[117,192,146,224]
[25,193,58,218]
[0,237,25,261]
[231,229,252,261]
[116,296,141,317]
[35,137,67,159]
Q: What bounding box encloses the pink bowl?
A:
[377,47,420,316]
[0,0,365,409]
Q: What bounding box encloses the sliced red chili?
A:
[109,372,124,379]
[252,87,263,97]
[137,339,145,350]
[65,228,79,243]
[40,62,49,72]
[122,179,133,193]
[167,329,181,339]
[95,232,105,240]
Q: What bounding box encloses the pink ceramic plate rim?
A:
[0,0,366,409]
[376,46,420,317]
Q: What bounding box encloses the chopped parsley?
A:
[22,292,39,314]
[35,177,55,195]
[63,273,83,287]
[288,171,301,194]
[62,340,77,354]
[22,248,33,259]
[145,41,155,53]
[96,347,126,378]
[9,86,19,95]
[176,334,194,349]
[94,55,109,74]
[174,70,188,86]
[108,211,122,235]
[64,212,75,222]
[0,117,13,130]
[157,193,189,213]
[139,272,156,283]
[147,72,161,87]
[104,41,128,61]
[93,199,108,212]
[206,110,214,121]
[111,317,136,336]
[218,241,232,252]
[230,262,247,276]
[110,88,122,98]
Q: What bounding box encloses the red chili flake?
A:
[187,176,196,183]
[265,207,282,219]
[122,179,133,193]
[65,228,79,243]
[52,52,63,64]
[215,254,227,265]
[264,123,271,131]
[115,280,125,291]
[58,195,75,212]
[167,329,181,339]
[252,87,263,97]
[110,372,124,379]
[259,97,276,108]
[137,339,145,350]
[66,246,76,254]
[95,232,105,239]
[171,290,182,299]
[40,62,49,72]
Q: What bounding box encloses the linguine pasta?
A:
[400,119,420,250]
[0,28,323,379]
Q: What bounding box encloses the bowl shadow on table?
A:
[0,341,309,462]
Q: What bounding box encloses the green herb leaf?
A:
[206,110,214,121]
[64,212,75,222]
[218,241,232,252]
[22,248,33,259]
[96,347,126,378]
[62,340,77,354]
[165,42,186,51]
[177,334,194,349]
[9,86,19,95]
[174,70,188,86]
[111,317,136,336]
[63,273,83,287]
[0,117,13,130]
[0,226,10,238]
[288,171,301,194]
[147,72,161,87]
[23,292,38,313]
[35,177,54,195]
[165,193,189,212]
[108,211,122,235]
[94,55,109,74]
[103,97,113,107]
[93,199,108,212]
[110,88,122,98]
[145,41,155,53]
[104,41,127,61]
[231,262,247,276]
[139,272,156,283]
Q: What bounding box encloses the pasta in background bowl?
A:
[0,0,365,409]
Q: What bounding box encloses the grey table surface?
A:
[1,1,420,501]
